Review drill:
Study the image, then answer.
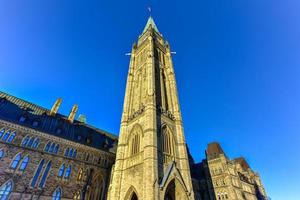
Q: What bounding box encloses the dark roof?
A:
[206,142,225,159]
[0,91,118,153]
[233,157,250,170]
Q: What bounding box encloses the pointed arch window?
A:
[32,138,40,149]
[73,149,77,158]
[52,187,62,200]
[64,165,71,179]
[64,148,69,157]
[0,128,5,138]
[39,161,52,188]
[69,149,74,157]
[77,168,83,181]
[19,155,30,171]
[0,149,4,159]
[2,130,11,142]
[49,143,55,153]
[31,159,45,187]
[7,131,16,143]
[58,164,65,177]
[0,180,13,200]
[21,135,30,146]
[27,137,35,147]
[45,142,51,152]
[10,153,22,169]
[54,144,60,154]
[129,126,142,156]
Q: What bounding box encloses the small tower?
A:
[108,16,195,200]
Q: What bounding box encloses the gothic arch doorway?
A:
[124,186,139,200]
[165,179,175,200]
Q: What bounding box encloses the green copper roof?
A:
[142,16,160,34]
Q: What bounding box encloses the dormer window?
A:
[32,120,39,127]
[19,116,26,123]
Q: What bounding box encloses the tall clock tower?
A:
[108,16,195,200]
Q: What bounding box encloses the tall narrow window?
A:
[19,155,29,171]
[39,161,52,188]
[77,168,83,181]
[45,142,51,152]
[69,149,74,157]
[64,148,69,157]
[10,153,22,169]
[64,165,71,179]
[31,159,45,187]
[32,138,40,149]
[54,144,59,154]
[0,128,5,138]
[58,164,65,177]
[27,137,35,147]
[7,131,16,143]
[2,130,10,142]
[0,180,13,200]
[49,143,55,153]
[21,135,30,146]
[52,187,62,200]
[0,149,4,159]
[73,150,77,158]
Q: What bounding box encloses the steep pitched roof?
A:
[0,91,117,153]
[142,16,160,34]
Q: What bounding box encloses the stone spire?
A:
[142,16,160,34]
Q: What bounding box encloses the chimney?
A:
[68,104,78,123]
[49,98,62,116]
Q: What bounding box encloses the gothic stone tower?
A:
[108,17,195,200]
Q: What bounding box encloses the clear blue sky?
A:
[0,1,299,199]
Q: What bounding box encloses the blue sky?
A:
[0,0,299,199]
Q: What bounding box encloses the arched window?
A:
[0,128,5,138]
[73,149,77,158]
[2,130,11,142]
[10,153,22,169]
[129,125,142,156]
[32,138,40,149]
[54,144,59,154]
[39,161,52,188]
[161,126,174,155]
[7,131,16,143]
[64,148,69,157]
[21,135,30,146]
[58,164,65,177]
[0,149,4,158]
[27,137,35,147]
[64,165,71,179]
[31,159,45,187]
[73,191,81,200]
[69,149,74,157]
[45,142,51,152]
[0,180,13,200]
[77,168,83,181]
[52,187,62,200]
[49,143,55,153]
[19,155,29,171]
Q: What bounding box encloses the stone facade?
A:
[107,17,194,200]
[0,92,117,200]
[191,143,267,200]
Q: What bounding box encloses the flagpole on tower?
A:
[147,6,152,16]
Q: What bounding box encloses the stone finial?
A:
[68,104,78,123]
[49,98,62,116]
[78,114,86,123]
